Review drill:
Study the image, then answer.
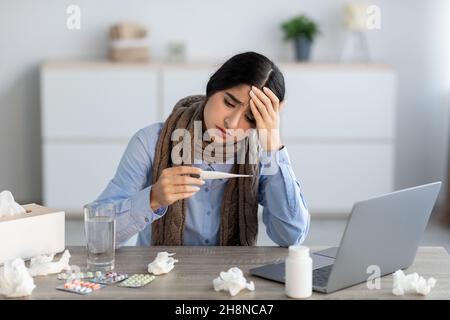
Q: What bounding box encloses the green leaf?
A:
[281,14,320,41]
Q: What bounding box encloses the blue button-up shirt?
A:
[95,122,310,247]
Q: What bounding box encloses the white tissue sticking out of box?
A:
[0,258,36,298]
[392,270,437,296]
[0,190,26,217]
[147,252,178,275]
[28,250,71,277]
[213,267,255,296]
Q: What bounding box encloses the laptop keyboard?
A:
[313,265,333,287]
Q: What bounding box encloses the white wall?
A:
[367,0,450,207]
[0,0,448,208]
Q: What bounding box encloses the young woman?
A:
[95,52,310,247]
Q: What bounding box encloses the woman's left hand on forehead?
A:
[249,86,284,151]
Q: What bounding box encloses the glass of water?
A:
[84,201,116,271]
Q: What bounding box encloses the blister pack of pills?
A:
[56,280,105,295]
[90,271,129,285]
[117,274,156,288]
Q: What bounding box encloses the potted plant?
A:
[281,14,320,61]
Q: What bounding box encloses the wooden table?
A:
[9,246,450,300]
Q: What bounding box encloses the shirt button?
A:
[205,187,209,192]
[204,239,209,244]
[144,217,149,223]
[207,211,211,216]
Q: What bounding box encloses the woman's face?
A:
[203,84,256,143]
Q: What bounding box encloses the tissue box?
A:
[0,203,65,264]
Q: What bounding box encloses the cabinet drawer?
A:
[42,67,159,138]
[43,143,128,212]
[162,67,216,119]
[286,143,394,213]
[281,69,396,140]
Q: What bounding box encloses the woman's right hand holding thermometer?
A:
[150,166,205,211]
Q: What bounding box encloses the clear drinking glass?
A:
[84,201,116,271]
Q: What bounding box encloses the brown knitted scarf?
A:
[151,95,260,246]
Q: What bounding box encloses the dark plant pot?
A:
[294,36,312,61]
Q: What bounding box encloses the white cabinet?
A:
[280,65,396,214]
[41,63,161,214]
[287,144,394,213]
[43,143,127,210]
[161,66,216,119]
[281,67,396,140]
[41,62,396,215]
[41,65,159,139]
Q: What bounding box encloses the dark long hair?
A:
[206,52,285,102]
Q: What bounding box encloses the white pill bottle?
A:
[285,245,313,299]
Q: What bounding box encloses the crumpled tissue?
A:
[0,250,71,298]
[0,258,36,298]
[213,267,255,296]
[28,250,71,277]
[147,252,178,275]
[0,190,26,217]
[392,270,437,296]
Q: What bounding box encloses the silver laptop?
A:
[249,182,442,293]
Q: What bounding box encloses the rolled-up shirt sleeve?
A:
[258,146,310,247]
[94,128,167,247]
